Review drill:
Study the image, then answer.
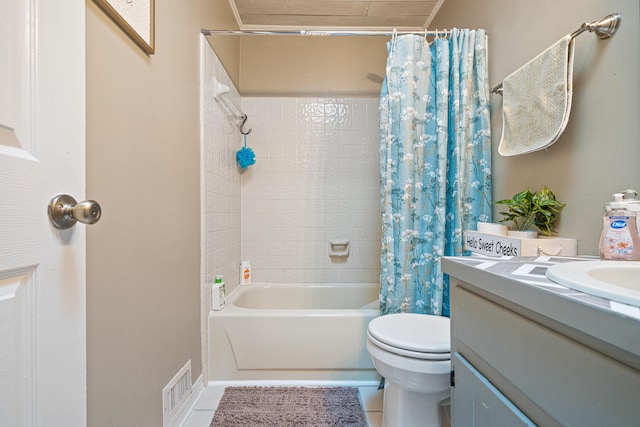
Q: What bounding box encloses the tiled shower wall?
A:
[202,39,241,292]
[240,97,381,283]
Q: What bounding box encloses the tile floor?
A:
[182,384,384,427]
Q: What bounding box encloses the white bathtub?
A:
[209,283,380,381]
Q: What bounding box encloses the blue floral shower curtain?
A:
[379,29,492,317]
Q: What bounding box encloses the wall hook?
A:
[239,115,252,135]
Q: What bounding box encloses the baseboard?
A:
[207,379,380,388]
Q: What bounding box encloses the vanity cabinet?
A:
[443,258,640,427]
[453,352,535,426]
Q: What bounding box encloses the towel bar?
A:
[491,13,621,95]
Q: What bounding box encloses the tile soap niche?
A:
[329,240,350,257]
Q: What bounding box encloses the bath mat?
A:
[210,386,367,427]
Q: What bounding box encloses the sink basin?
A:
[546,261,640,306]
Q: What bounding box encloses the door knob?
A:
[48,194,102,229]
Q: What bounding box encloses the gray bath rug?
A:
[210,386,367,426]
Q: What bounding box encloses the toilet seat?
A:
[367,313,450,361]
[367,332,450,360]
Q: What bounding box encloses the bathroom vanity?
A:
[442,256,640,427]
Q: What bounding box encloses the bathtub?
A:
[209,283,380,381]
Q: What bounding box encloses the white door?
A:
[0,0,86,425]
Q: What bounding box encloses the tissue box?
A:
[464,230,577,257]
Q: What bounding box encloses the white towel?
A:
[498,35,575,156]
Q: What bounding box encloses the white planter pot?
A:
[477,222,509,236]
[507,230,539,239]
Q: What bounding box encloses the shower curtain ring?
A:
[239,114,252,135]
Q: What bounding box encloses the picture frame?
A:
[93,0,155,54]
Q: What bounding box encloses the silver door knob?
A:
[48,194,102,229]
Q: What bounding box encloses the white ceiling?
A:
[227,0,445,30]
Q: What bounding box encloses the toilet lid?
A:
[368,313,450,354]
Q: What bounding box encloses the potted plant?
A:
[494,186,566,238]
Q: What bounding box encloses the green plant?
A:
[495,186,566,236]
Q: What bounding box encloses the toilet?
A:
[366,313,451,427]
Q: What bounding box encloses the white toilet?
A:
[366,313,451,427]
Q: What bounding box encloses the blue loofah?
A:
[236,133,256,169]
[236,146,255,168]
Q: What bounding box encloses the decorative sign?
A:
[465,231,521,256]
[94,0,155,54]
[464,231,577,257]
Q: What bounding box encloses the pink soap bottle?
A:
[599,193,640,260]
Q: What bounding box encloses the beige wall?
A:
[430,0,640,254]
[85,0,238,425]
[238,36,388,96]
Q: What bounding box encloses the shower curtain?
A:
[379,29,492,317]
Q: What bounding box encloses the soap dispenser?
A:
[599,193,640,260]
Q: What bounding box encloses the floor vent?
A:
[162,360,192,427]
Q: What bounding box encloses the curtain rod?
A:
[201,29,449,37]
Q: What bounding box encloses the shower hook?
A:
[239,114,252,135]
